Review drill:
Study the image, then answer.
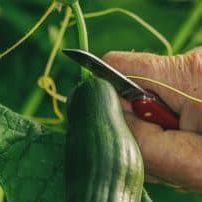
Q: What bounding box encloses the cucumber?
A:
[66,78,144,202]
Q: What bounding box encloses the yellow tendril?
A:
[44,7,72,76]
[127,75,202,103]
[38,76,66,124]
[36,7,71,125]
[0,1,57,59]
[38,76,67,103]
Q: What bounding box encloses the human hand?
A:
[103,47,202,193]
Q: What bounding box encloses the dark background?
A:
[0,0,202,201]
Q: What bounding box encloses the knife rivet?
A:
[144,112,153,117]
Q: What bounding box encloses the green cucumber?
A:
[66,78,144,202]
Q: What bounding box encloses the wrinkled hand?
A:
[103,47,202,193]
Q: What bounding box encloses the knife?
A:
[63,49,179,130]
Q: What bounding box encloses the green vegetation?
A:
[0,0,202,201]
[0,104,65,201]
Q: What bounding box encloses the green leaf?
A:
[0,104,65,202]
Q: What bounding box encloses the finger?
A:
[124,111,202,193]
[119,97,133,113]
[104,51,202,132]
[187,45,202,56]
[103,51,202,114]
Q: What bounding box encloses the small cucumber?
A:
[66,78,144,202]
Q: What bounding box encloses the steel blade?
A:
[63,49,152,100]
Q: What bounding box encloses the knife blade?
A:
[63,49,152,101]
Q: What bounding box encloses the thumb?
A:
[103,50,202,114]
[124,111,202,193]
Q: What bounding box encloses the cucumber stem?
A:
[71,2,91,80]
[172,0,202,53]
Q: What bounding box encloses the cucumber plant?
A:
[0,0,173,123]
[1,0,202,202]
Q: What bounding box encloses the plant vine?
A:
[1,0,202,125]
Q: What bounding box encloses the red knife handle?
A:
[131,97,179,130]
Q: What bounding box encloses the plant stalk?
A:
[71,1,91,80]
[172,0,202,53]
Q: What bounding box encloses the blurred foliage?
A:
[0,0,202,201]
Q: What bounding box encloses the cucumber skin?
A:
[66,78,144,202]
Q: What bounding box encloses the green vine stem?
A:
[71,2,89,51]
[44,7,72,76]
[71,1,91,80]
[69,8,173,56]
[172,0,202,54]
